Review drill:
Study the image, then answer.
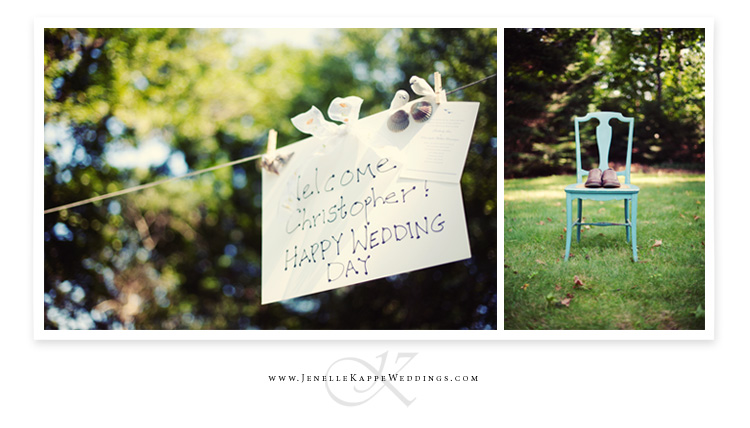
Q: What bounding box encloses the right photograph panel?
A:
[503,28,706,330]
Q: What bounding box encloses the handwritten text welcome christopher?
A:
[281,156,445,283]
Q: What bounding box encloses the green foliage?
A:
[504,28,705,178]
[43,28,497,330]
[504,173,705,330]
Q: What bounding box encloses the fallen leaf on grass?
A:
[547,217,553,222]
[652,240,662,248]
[521,283,529,290]
[535,259,546,265]
[545,292,557,304]
[560,298,572,307]
[693,215,700,220]
[693,304,705,319]
[555,284,562,291]
[566,293,574,299]
[574,275,585,287]
[538,220,545,226]
[679,213,685,219]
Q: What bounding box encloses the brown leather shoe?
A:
[585,168,603,187]
[602,168,621,188]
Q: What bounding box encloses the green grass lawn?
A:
[504,172,705,330]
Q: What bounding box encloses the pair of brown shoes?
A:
[584,168,621,188]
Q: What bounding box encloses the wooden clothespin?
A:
[260,129,293,175]
[434,71,447,105]
[267,129,278,154]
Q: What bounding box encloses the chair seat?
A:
[565,183,639,194]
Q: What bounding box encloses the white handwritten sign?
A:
[261,101,478,304]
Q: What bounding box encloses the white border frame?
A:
[34,17,713,340]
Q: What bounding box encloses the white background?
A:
[4,2,748,426]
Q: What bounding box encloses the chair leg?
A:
[576,198,582,243]
[565,194,573,261]
[624,199,630,242]
[631,194,638,262]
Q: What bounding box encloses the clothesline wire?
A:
[43,153,263,214]
[445,73,497,95]
[43,73,497,215]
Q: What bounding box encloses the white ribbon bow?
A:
[291,96,363,138]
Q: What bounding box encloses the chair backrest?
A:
[574,111,635,184]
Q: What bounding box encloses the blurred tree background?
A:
[43,28,497,330]
[505,28,705,178]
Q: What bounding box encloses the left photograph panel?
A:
[40,28,498,333]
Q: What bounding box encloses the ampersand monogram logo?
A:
[325,351,417,407]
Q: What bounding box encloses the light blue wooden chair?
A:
[564,112,639,262]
